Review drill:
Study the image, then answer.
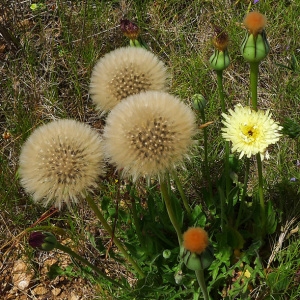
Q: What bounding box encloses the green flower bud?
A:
[29,231,57,251]
[240,30,270,63]
[192,94,207,112]
[163,249,171,259]
[200,245,214,269]
[181,247,202,271]
[209,49,230,71]
[180,245,214,271]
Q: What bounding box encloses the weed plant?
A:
[1,1,300,299]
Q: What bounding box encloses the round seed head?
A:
[89,47,168,113]
[19,119,105,209]
[103,91,197,180]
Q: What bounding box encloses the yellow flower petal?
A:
[222,104,282,159]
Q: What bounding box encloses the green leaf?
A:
[101,196,111,211]
[225,226,245,249]
[191,205,206,227]
[267,271,290,292]
[266,201,277,234]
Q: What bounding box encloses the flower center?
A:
[241,124,258,143]
[128,117,175,163]
[39,142,85,185]
[110,64,151,101]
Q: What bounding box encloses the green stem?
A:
[216,70,231,198]
[85,194,145,278]
[172,172,192,218]
[235,158,250,229]
[130,189,144,246]
[218,186,226,231]
[216,70,225,112]
[200,109,213,202]
[256,153,266,237]
[195,267,209,300]
[249,61,266,237]
[160,179,183,247]
[55,242,125,289]
[249,62,259,111]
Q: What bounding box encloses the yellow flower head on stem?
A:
[222,104,282,160]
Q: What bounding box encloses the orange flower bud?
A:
[183,227,209,254]
[243,11,266,35]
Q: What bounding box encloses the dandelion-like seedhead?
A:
[19,119,105,209]
[89,47,168,113]
[103,91,197,180]
[222,104,282,160]
[183,227,209,255]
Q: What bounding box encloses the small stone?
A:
[12,259,34,290]
[51,287,62,296]
[68,291,79,300]
[33,285,48,295]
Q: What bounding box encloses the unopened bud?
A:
[209,49,230,71]
[120,19,140,40]
[192,94,207,112]
[29,231,57,251]
[163,249,171,259]
[181,247,202,271]
[240,30,269,63]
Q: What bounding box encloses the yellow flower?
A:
[89,47,168,113]
[103,91,197,180]
[19,119,105,209]
[222,104,282,159]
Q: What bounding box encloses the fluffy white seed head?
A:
[89,47,168,113]
[19,119,105,209]
[103,91,197,180]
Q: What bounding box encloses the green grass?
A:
[1,0,300,299]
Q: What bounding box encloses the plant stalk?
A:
[172,172,192,218]
[130,189,144,246]
[216,70,231,198]
[200,109,213,202]
[256,153,266,237]
[195,267,209,300]
[85,194,145,278]
[160,179,183,247]
[249,62,259,111]
[55,242,125,289]
[235,158,250,229]
[249,62,266,237]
